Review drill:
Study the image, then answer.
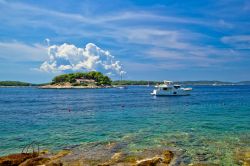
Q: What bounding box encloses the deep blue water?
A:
[0,86,249,164]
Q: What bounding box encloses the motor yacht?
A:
[151,80,192,96]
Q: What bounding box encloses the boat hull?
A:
[151,89,191,96]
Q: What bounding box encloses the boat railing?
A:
[163,80,173,85]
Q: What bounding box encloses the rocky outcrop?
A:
[135,150,173,166]
[0,150,70,166]
[0,142,175,166]
[0,153,38,166]
[20,150,70,166]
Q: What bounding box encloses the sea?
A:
[0,85,249,165]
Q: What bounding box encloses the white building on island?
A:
[75,78,96,84]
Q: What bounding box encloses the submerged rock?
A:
[188,163,219,166]
[135,150,174,166]
[57,141,176,166]
[234,150,250,166]
[136,157,163,166]
[194,151,211,162]
[0,142,176,166]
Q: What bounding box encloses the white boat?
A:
[151,80,192,96]
[117,86,127,89]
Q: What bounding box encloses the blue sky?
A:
[0,0,250,83]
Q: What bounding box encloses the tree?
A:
[51,71,112,86]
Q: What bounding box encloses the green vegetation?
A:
[0,81,32,86]
[52,71,112,86]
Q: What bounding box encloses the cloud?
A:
[0,0,234,40]
[113,28,195,49]
[1,0,250,79]
[218,19,233,29]
[143,43,244,69]
[0,41,47,62]
[40,42,125,76]
[221,35,250,49]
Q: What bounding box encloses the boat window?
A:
[163,87,168,90]
[174,85,180,89]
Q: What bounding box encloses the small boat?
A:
[147,81,150,87]
[117,86,127,89]
[212,83,222,86]
[151,80,192,96]
[117,69,128,89]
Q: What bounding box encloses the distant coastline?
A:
[1,80,250,87]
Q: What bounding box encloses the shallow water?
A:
[0,86,249,165]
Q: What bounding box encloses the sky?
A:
[0,0,250,83]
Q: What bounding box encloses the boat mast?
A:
[120,67,123,82]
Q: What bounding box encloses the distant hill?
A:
[0,81,33,86]
[112,80,250,86]
[236,81,250,85]
[175,80,233,85]
[112,80,161,85]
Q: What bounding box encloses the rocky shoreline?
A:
[39,85,114,89]
[0,142,176,166]
[1,141,249,166]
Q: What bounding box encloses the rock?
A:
[98,152,124,166]
[19,150,70,166]
[19,157,51,166]
[50,150,71,160]
[135,151,174,166]
[234,150,250,166]
[188,163,219,166]
[40,149,50,155]
[111,152,123,162]
[243,159,250,166]
[0,153,38,166]
[162,150,174,164]
[124,156,137,163]
[136,157,163,166]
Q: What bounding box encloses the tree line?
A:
[52,71,112,86]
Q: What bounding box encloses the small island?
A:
[40,71,112,89]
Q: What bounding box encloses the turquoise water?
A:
[0,86,249,164]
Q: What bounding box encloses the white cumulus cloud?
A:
[40,42,125,76]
